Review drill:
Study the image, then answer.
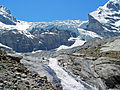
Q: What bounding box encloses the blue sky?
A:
[1,0,108,22]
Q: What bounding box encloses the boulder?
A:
[7,54,23,63]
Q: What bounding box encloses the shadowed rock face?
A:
[105,75,120,88]
[87,15,104,35]
[0,28,75,52]
[0,15,16,25]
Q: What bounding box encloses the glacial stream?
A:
[48,58,97,90]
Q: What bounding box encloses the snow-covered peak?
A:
[0,4,11,14]
[90,0,120,32]
[0,4,17,25]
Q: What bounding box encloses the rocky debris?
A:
[0,49,56,90]
[7,54,23,63]
[0,0,120,53]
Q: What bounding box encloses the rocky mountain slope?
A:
[21,36,120,90]
[0,49,58,90]
[55,36,120,90]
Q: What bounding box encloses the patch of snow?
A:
[0,43,12,49]
[32,50,42,54]
[57,37,85,51]
[0,20,34,38]
[0,20,31,30]
[41,32,56,35]
[115,21,120,27]
[16,21,31,30]
[57,28,100,51]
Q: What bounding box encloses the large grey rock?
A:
[7,53,23,63]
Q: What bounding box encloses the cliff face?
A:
[0,28,76,52]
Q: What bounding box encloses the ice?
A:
[48,58,85,90]
[56,38,85,51]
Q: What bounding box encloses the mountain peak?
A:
[0,4,11,14]
[0,4,17,25]
[88,0,120,37]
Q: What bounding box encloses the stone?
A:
[25,81,29,85]
[7,54,23,63]
[21,73,27,78]
[15,72,21,76]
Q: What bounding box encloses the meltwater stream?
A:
[48,58,97,90]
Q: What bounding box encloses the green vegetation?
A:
[0,49,7,55]
[102,50,120,59]
[77,46,120,59]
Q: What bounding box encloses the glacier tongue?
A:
[48,58,98,90]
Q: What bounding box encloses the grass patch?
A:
[77,46,120,59]
[0,49,7,55]
[102,50,120,59]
